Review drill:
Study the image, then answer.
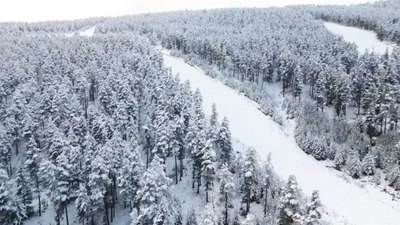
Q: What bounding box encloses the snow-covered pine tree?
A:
[118,141,143,210]
[16,164,33,216]
[219,163,235,225]
[242,147,258,216]
[24,135,42,216]
[0,167,12,224]
[346,151,362,179]
[293,65,303,101]
[361,152,375,176]
[202,140,216,203]
[334,74,351,116]
[314,75,325,112]
[208,103,219,144]
[133,156,177,225]
[304,191,321,225]
[0,128,12,175]
[201,203,218,225]
[276,175,302,225]
[217,117,233,167]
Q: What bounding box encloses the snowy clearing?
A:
[324,22,395,55]
[64,26,96,37]
[79,26,96,37]
[162,50,400,225]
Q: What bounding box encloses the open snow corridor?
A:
[162,50,400,225]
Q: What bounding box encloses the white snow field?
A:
[64,26,96,37]
[324,22,395,55]
[162,50,400,225]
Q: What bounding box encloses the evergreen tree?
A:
[208,103,219,144]
[0,168,12,224]
[242,148,258,216]
[276,176,301,225]
[334,74,351,116]
[293,65,303,101]
[133,156,177,225]
[304,191,321,225]
[361,152,375,176]
[217,117,233,167]
[16,164,33,216]
[202,140,216,203]
[346,151,362,179]
[201,203,218,225]
[219,163,235,225]
[314,75,325,112]
[118,142,143,210]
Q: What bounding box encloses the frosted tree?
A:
[314,75,325,112]
[16,164,33,216]
[202,140,216,203]
[52,152,72,225]
[219,163,235,225]
[346,151,362,179]
[88,150,112,225]
[0,128,12,175]
[293,65,303,101]
[133,156,177,225]
[75,184,91,224]
[361,152,375,176]
[172,116,186,183]
[0,168,12,224]
[118,142,143,210]
[304,191,321,225]
[350,64,367,115]
[201,203,218,225]
[153,109,172,163]
[24,136,42,215]
[217,117,233,167]
[242,147,258,216]
[334,74,351,116]
[261,156,274,217]
[8,194,28,225]
[276,175,302,225]
[187,119,207,193]
[208,103,219,144]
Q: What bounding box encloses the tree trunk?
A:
[224,192,228,225]
[175,155,178,184]
[36,174,41,216]
[264,187,268,216]
[146,146,150,169]
[179,157,183,181]
[246,188,250,216]
[104,195,110,225]
[65,204,70,225]
[15,141,19,155]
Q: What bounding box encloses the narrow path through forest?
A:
[162,50,400,225]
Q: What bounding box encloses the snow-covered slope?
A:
[324,22,395,54]
[162,50,400,225]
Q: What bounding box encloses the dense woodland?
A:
[0,14,322,225]
[108,7,400,190]
[0,1,400,225]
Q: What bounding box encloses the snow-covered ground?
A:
[65,26,96,37]
[324,22,395,55]
[162,50,400,225]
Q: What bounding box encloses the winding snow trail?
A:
[162,51,400,225]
